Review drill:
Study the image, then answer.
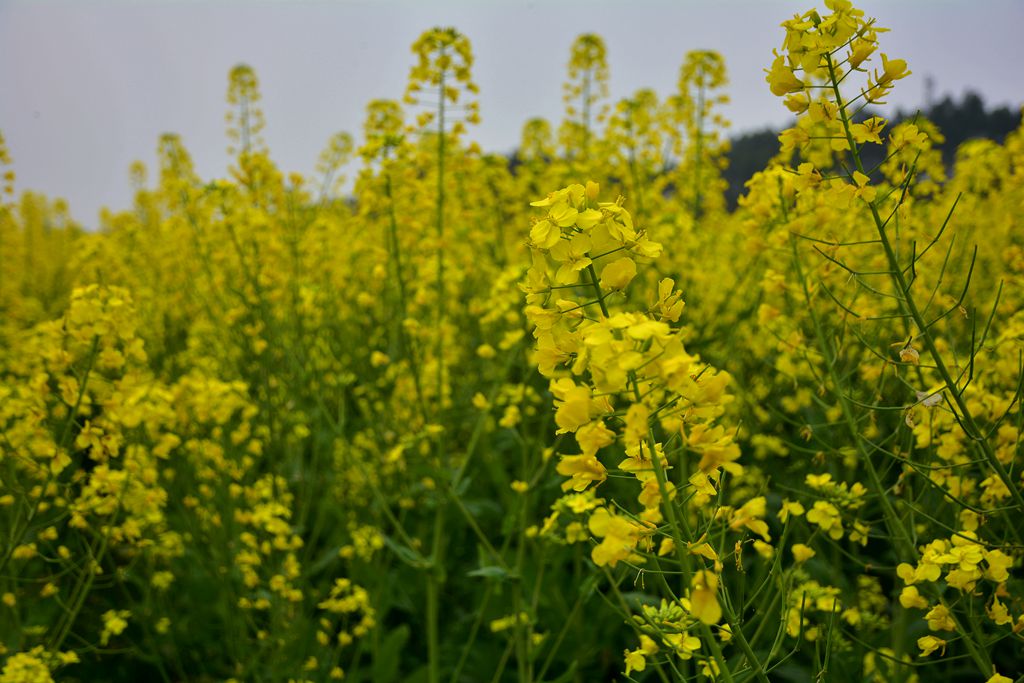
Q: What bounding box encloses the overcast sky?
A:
[2,0,1022,227]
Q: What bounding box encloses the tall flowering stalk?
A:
[670,50,731,219]
[523,183,770,680]
[603,88,667,217]
[404,28,479,683]
[560,35,610,172]
[765,0,1021,675]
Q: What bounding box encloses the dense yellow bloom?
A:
[0,652,53,683]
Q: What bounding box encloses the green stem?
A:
[449,584,495,683]
[692,70,705,219]
[582,70,591,163]
[426,573,441,683]
[795,55,999,674]
[791,238,915,560]
[826,53,1023,515]
[383,165,428,421]
[436,55,447,417]
[428,50,449,683]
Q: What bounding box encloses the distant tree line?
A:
[724,90,1022,207]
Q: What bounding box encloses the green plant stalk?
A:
[427,50,449,683]
[488,639,516,683]
[511,589,528,683]
[383,164,428,420]
[825,54,1024,515]
[792,238,915,559]
[791,232,992,674]
[824,55,1006,672]
[426,576,441,683]
[435,73,447,416]
[627,139,646,219]
[534,585,585,682]
[449,583,495,683]
[582,69,592,162]
[692,68,706,219]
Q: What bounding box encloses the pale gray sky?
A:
[2,0,1022,227]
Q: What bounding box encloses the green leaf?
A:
[382,534,428,569]
[467,565,518,581]
[578,573,600,599]
[372,625,410,683]
[541,661,578,683]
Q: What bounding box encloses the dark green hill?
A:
[724,91,1022,208]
